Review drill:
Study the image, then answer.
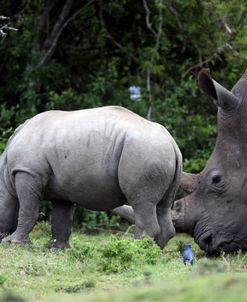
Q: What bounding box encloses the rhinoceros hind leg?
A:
[48,200,75,249]
[155,187,178,248]
[155,205,175,249]
[2,234,31,244]
[132,201,160,241]
[2,172,41,244]
[134,226,144,239]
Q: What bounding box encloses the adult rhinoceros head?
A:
[173,68,247,254]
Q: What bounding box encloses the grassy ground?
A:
[0,222,247,302]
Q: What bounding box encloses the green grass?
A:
[0,222,247,302]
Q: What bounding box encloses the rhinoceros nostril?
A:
[199,233,213,252]
[204,234,213,245]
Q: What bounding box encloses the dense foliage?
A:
[1,1,247,222]
[1,0,247,168]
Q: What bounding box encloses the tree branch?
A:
[166,1,187,52]
[38,0,95,67]
[0,16,18,39]
[143,0,163,120]
[182,43,234,77]
[142,0,157,37]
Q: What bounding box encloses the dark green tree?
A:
[0,0,247,169]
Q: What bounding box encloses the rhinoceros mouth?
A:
[195,229,245,255]
[195,231,215,254]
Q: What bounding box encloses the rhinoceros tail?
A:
[166,141,182,208]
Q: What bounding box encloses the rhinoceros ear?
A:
[180,172,200,193]
[198,68,240,110]
[231,67,247,99]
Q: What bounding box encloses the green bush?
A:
[100,236,162,273]
[74,208,126,232]
[66,235,162,274]
[67,239,95,263]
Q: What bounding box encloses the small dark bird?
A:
[182,244,194,265]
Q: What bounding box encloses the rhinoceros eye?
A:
[205,169,225,191]
[212,174,222,184]
[210,174,225,191]
[206,170,225,190]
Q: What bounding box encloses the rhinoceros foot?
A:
[2,234,31,245]
[48,239,70,249]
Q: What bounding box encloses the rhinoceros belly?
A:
[45,160,126,211]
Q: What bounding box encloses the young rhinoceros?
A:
[0,106,182,248]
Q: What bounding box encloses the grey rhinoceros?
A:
[172,68,247,254]
[114,68,247,255]
[0,106,182,248]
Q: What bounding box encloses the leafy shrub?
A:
[67,239,95,263]
[32,221,51,240]
[38,201,52,222]
[82,211,109,232]
[100,236,162,273]
[175,240,186,254]
[46,89,84,111]
[74,208,126,232]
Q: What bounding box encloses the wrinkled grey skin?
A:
[172,68,247,255]
[0,106,182,248]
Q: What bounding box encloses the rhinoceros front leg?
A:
[48,200,75,249]
[2,172,41,244]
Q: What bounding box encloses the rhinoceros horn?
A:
[180,171,200,193]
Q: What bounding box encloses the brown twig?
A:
[142,0,158,37]
[182,43,234,77]
[0,16,18,39]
